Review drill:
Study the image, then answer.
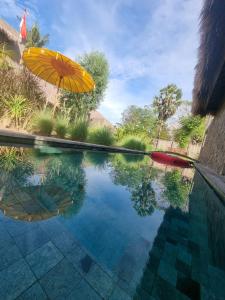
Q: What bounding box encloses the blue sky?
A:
[1,0,202,124]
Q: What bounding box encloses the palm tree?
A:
[25,24,49,48]
[153,84,182,148]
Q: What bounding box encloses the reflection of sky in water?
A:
[0,148,192,291]
[62,166,164,280]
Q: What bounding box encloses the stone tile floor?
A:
[0,215,132,300]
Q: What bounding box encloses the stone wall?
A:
[154,139,201,159]
[200,101,225,174]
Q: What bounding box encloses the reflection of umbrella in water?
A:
[0,185,74,221]
[22,47,95,113]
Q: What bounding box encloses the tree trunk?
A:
[155,124,162,150]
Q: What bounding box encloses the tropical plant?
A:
[119,135,147,151]
[153,84,182,147]
[175,115,206,148]
[69,119,89,141]
[25,24,49,48]
[87,126,114,146]
[60,51,109,120]
[55,115,68,138]
[0,67,46,121]
[32,110,54,136]
[4,95,29,128]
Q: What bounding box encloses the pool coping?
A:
[195,163,225,204]
[0,129,148,155]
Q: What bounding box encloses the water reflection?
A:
[0,147,193,221]
[0,147,86,221]
[110,154,159,216]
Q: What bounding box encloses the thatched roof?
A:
[0,19,21,63]
[90,110,113,129]
[192,0,225,116]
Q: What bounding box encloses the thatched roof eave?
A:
[192,0,225,116]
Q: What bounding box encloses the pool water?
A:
[0,147,224,299]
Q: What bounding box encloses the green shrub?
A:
[32,110,54,136]
[55,116,68,138]
[85,151,110,168]
[119,136,147,151]
[69,120,88,141]
[87,127,114,146]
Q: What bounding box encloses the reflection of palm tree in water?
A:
[111,157,158,217]
[131,178,157,216]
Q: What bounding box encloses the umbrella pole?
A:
[53,76,63,115]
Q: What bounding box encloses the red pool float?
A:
[150,152,193,168]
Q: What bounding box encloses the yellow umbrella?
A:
[22,47,95,112]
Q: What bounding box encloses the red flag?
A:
[20,12,27,42]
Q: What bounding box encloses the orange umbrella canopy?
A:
[22,47,95,92]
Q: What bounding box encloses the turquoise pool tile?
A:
[40,218,67,238]
[117,252,137,282]
[152,276,189,300]
[14,226,50,256]
[86,263,114,299]
[4,219,38,237]
[109,285,131,300]
[117,277,137,297]
[66,244,87,273]
[208,265,225,298]
[139,269,155,294]
[0,243,22,271]
[0,226,14,248]
[51,230,79,255]
[177,247,192,266]
[0,258,36,300]
[158,260,177,286]
[66,279,101,300]
[26,241,63,279]
[17,282,47,300]
[134,288,155,300]
[40,258,82,299]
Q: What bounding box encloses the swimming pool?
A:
[0,146,224,299]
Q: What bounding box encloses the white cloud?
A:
[1,0,203,125]
[57,0,203,124]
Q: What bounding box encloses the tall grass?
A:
[32,109,54,136]
[119,135,147,151]
[69,120,89,142]
[55,115,68,138]
[87,127,114,146]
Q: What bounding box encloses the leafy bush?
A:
[87,127,114,146]
[175,115,205,148]
[119,136,147,151]
[69,120,89,142]
[32,110,54,136]
[55,115,68,138]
